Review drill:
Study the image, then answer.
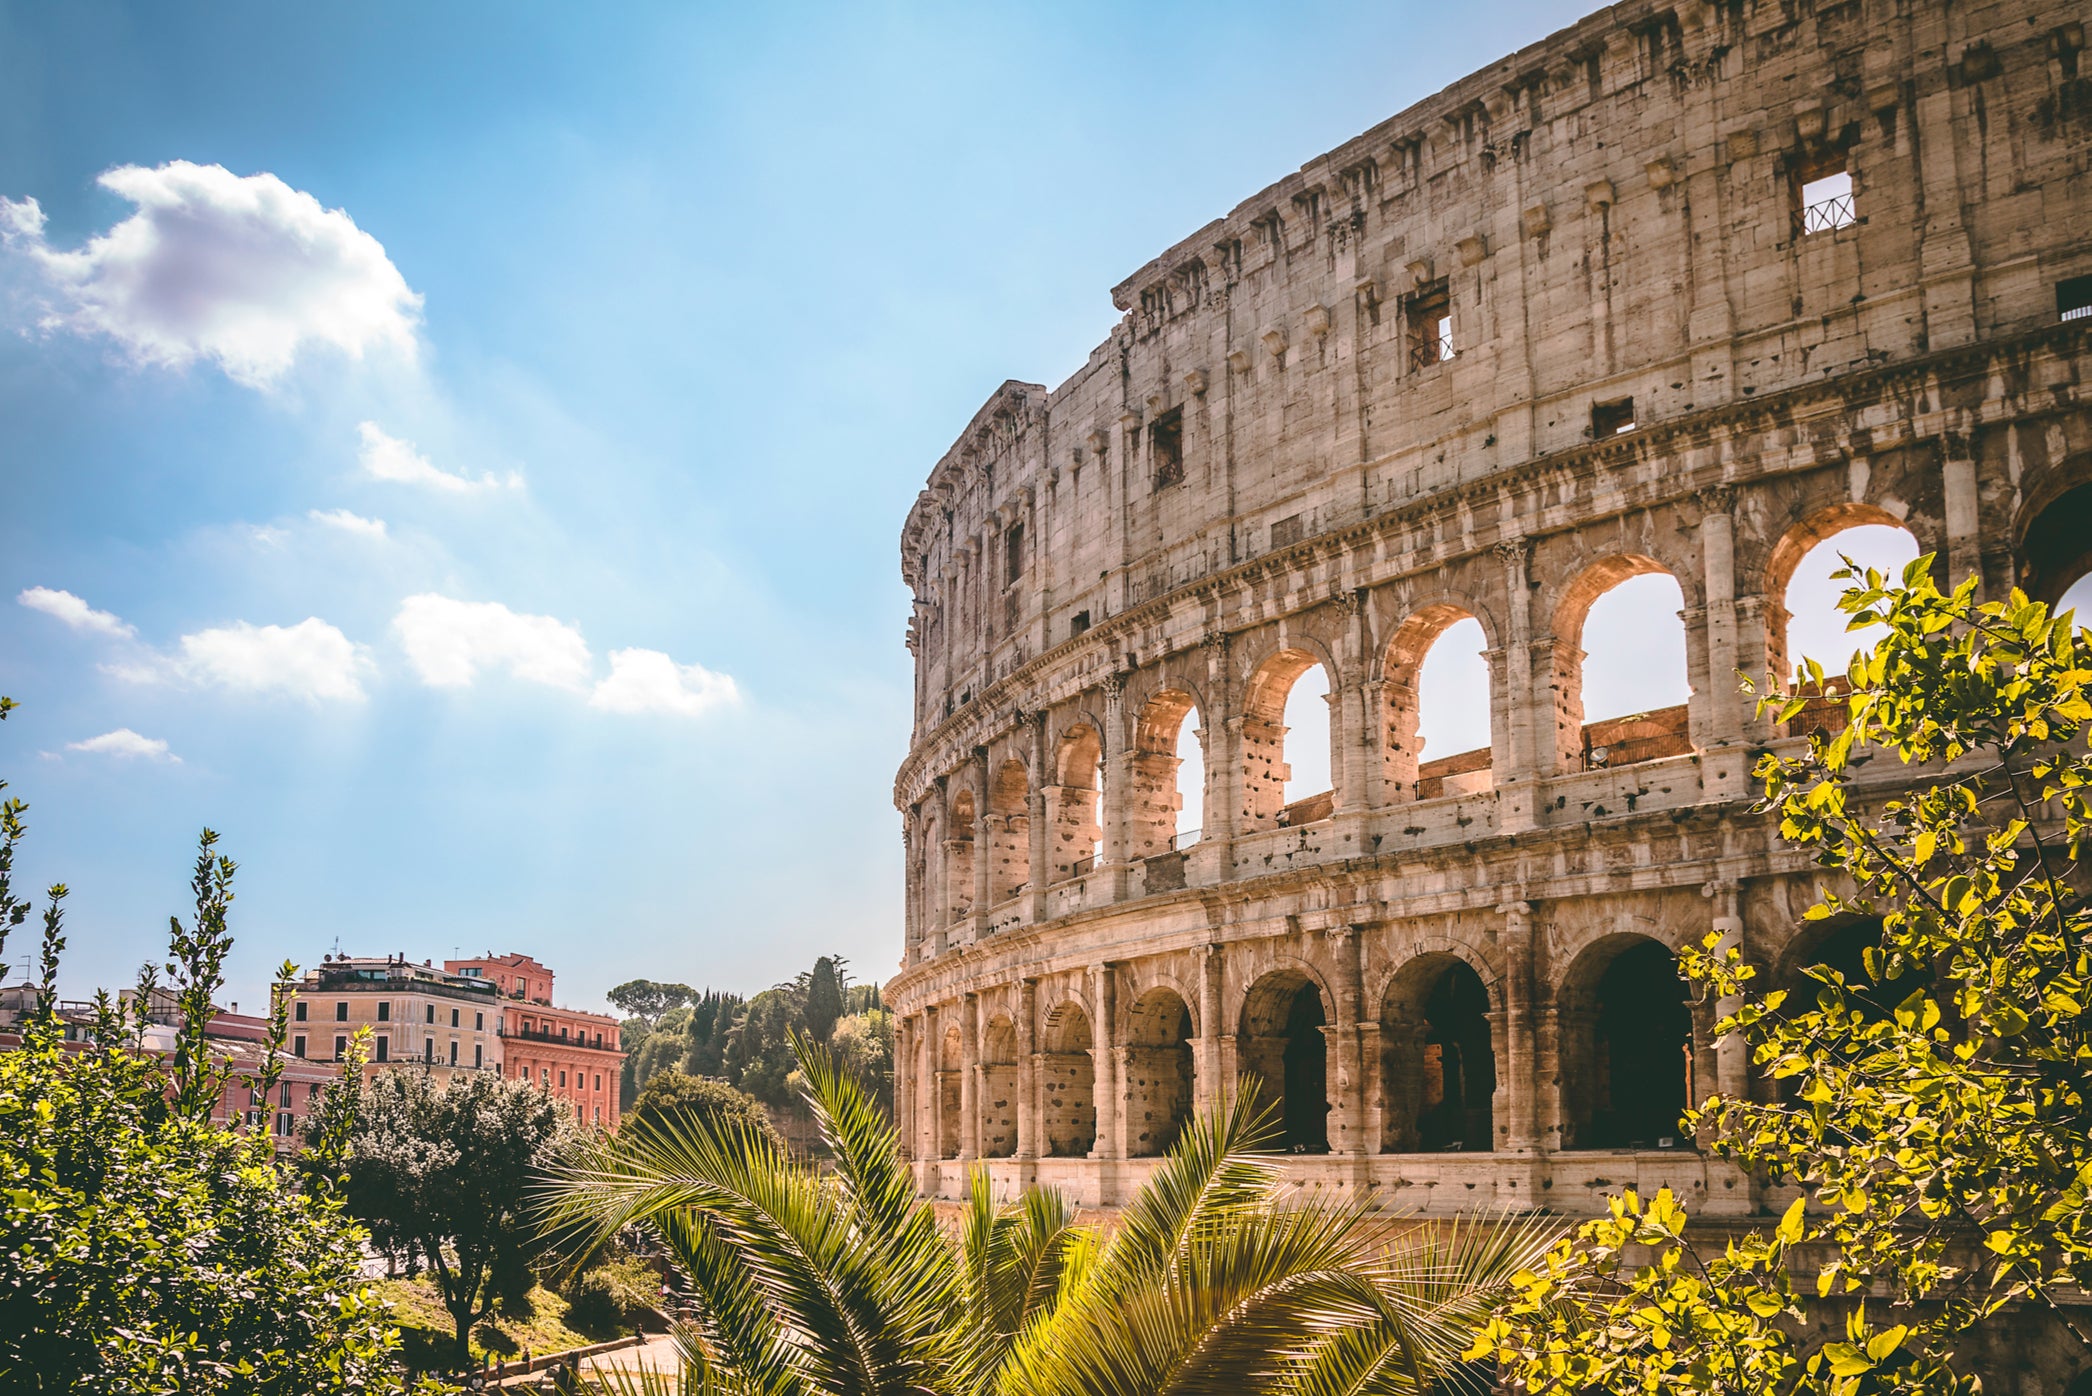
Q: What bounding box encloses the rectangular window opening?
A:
[292,1034,306,1059]
[376,1002,390,1023]
[294,1001,307,1022]
[2059,274,2092,323]
[374,1036,389,1063]
[1406,281,1453,371]
[1795,157,1855,236]
[335,1002,347,1022]
[1004,522,1025,586]
[335,1034,348,1060]
[1150,409,1184,489]
[1592,397,1637,437]
[1070,610,1091,639]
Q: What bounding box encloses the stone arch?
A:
[1377,950,1498,1153]
[1047,721,1104,881]
[1130,687,1200,859]
[1037,998,1096,1157]
[2014,457,2092,606]
[945,787,976,924]
[1381,601,1497,801]
[937,1020,963,1160]
[1556,933,1694,1150]
[1122,985,1195,1157]
[979,1014,1019,1158]
[1238,964,1331,1153]
[1547,554,1693,775]
[1239,646,1340,833]
[1763,503,1921,686]
[987,758,1030,904]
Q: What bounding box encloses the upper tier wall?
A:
[898,0,2092,736]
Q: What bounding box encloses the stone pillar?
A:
[1943,451,1982,597]
[1356,1020,1385,1152]
[1202,645,1236,871]
[1499,899,1541,1154]
[1328,926,1367,1155]
[894,1015,913,1160]
[1707,878,1750,1104]
[959,993,980,1161]
[1100,675,1132,899]
[1495,540,1540,832]
[1015,978,1038,1160]
[1027,714,1051,921]
[1335,593,1371,815]
[1196,943,1224,1114]
[972,748,993,925]
[901,816,919,961]
[922,1003,942,1163]
[1698,488,1740,744]
[1089,963,1119,1159]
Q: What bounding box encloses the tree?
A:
[725,986,801,1112]
[627,1070,780,1152]
[322,1066,569,1363]
[677,989,740,1078]
[1474,560,2092,1394]
[607,980,698,1032]
[801,956,846,1046]
[0,699,424,1393]
[545,1036,1559,1395]
[828,1007,893,1115]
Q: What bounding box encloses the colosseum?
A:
[888,0,2091,1260]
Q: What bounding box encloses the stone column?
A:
[901,816,919,961]
[1334,592,1372,815]
[1327,926,1367,1155]
[959,993,980,1161]
[1499,899,1541,1154]
[894,1015,913,1160]
[1495,540,1540,832]
[1089,963,1119,1159]
[1707,878,1750,1103]
[922,1003,943,1162]
[1196,943,1224,1114]
[1356,1020,1385,1152]
[1100,675,1133,899]
[971,748,992,928]
[1943,450,1983,597]
[1202,643,1237,871]
[1026,714,1051,921]
[1698,487,1740,743]
[1015,978,1039,1159]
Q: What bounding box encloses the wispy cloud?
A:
[358,422,520,493]
[0,162,421,388]
[590,647,739,718]
[113,617,373,704]
[66,728,179,762]
[394,594,590,690]
[17,585,136,639]
[308,507,389,540]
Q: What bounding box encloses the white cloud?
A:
[357,421,520,493]
[589,648,740,718]
[308,507,388,540]
[17,585,136,638]
[0,162,421,388]
[66,728,178,762]
[394,594,591,690]
[112,617,372,703]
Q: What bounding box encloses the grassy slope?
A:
[375,1277,597,1367]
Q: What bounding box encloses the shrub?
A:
[562,1256,662,1339]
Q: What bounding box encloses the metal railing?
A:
[1797,191,1855,236]
[1168,828,1201,852]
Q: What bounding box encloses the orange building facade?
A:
[446,952,624,1130]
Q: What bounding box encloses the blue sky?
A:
[0,0,1925,1014]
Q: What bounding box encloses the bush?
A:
[561,1256,662,1339]
[627,1069,779,1150]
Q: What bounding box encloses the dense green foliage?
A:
[1474,560,2092,1394]
[0,699,423,1393]
[547,1036,1557,1395]
[319,1066,570,1361]
[608,980,699,1031]
[628,1070,780,1151]
[562,1255,666,1340]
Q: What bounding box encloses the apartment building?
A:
[282,954,505,1081]
[446,952,623,1129]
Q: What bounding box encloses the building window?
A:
[449,1041,458,1065]
[475,1011,484,1030]
[560,1026,568,1041]
[335,1002,348,1022]
[541,1067,550,1085]
[474,1044,483,1069]
[374,1036,389,1063]
[280,1082,292,1106]
[560,1070,568,1087]
[1070,610,1091,639]
[293,1034,306,1059]
[594,1074,602,1092]
[1407,280,1453,370]
[594,1106,602,1124]
[425,1036,435,1062]
[426,1004,436,1024]
[1150,409,1184,489]
[1794,156,1856,236]
[1004,522,1025,586]
[1592,397,1637,437]
[2059,274,2092,323]
[376,1002,390,1023]
[451,1008,460,1028]
[294,1001,307,1022]
[335,1035,348,1060]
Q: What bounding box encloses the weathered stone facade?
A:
[889,0,2091,1331]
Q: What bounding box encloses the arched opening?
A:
[1560,937,1693,1150]
[1048,724,1103,881]
[2018,478,2092,607]
[1767,511,1920,737]
[988,760,1029,905]
[1384,606,1494,801]
[938,1022,962,1160]
[1038,1002,1096,1157]
[1778,916,1910,1028]
[1242,649,1338,833]
[1239,970,1329,1153]
[1131,691,1198,858]
[979,1015,1019,1158]
[945,789,976,925]
[1123,987,1195,1157]
[1553,560,1692,773]
[1378,955,1496,1153]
